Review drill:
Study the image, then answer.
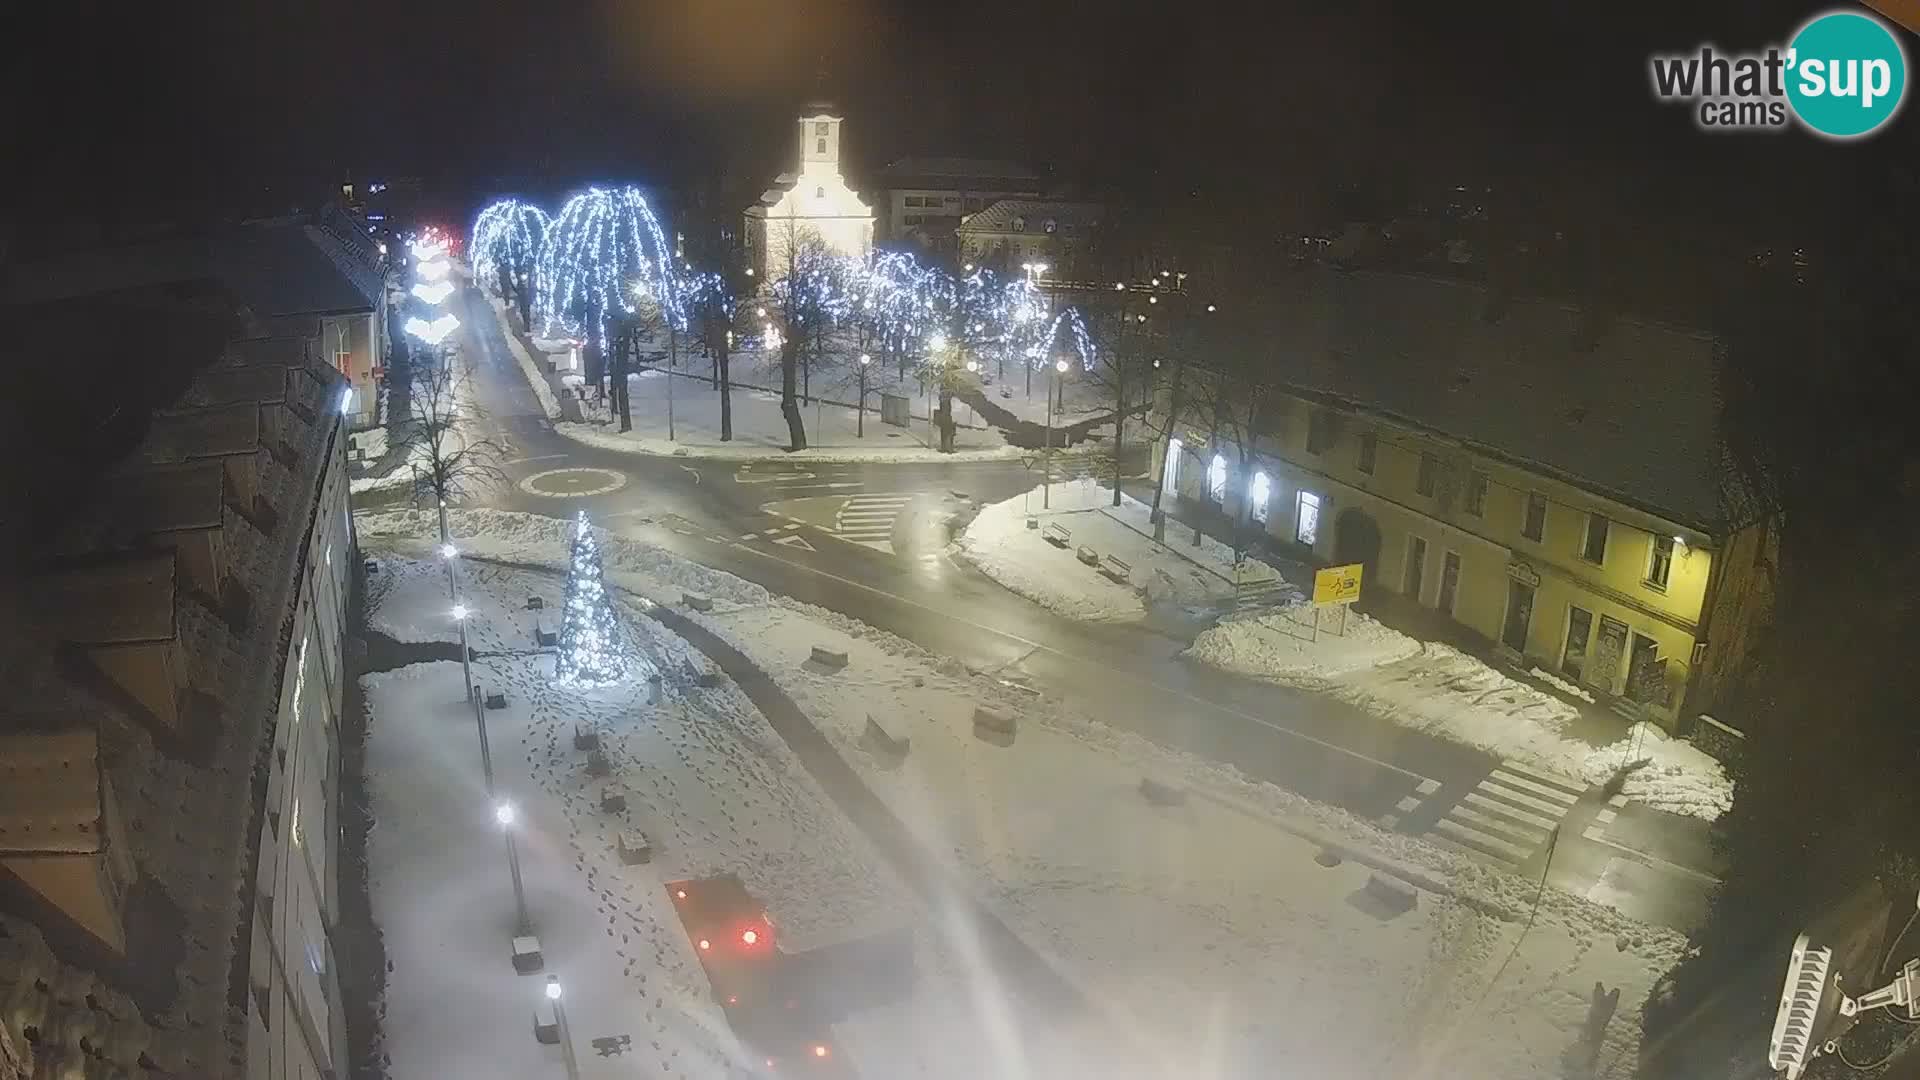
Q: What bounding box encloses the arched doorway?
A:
[1333,508,1383,591]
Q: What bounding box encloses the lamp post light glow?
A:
[496,799,531,936]
[452,603,470,621]
[440,543,458,560]
[545,977,581,1080]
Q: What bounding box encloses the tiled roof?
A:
[957,199,1103,235]
[876,157,1041,184]
[213,218,378,317]
[1269,269,1722,530]
[0,731,105,855]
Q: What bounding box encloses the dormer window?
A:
[1043,219,1058,234]
[1012,215,1027,232]
[815,186,825,199]
[815,121,829,136]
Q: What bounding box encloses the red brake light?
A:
[675,889,688,899]
[741,929,759,945]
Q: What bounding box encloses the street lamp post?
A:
[1045,357,1068,509]
[545,978,581,1080]
[496,800,532,936]
[857,353,871,437]
[452,603,476,703]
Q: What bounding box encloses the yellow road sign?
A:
[1313,563,1364,605]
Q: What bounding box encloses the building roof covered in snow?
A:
[1264,268,1722,531]
[212,213,382,317]
[0,279,349,1076]
[957,199,1104,237]
[875,157,1043,187]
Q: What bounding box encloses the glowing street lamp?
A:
[545,978,581,1080]
[496,799,532,936]
[1044,357,1071,509]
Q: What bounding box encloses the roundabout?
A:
[517,466,628,498]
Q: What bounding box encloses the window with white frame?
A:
[1207,454,1227,503]
[1581,513,1609,564]
[1295,491,1322,546]
[1646,534,1674,589]
[1163,437,1183,494]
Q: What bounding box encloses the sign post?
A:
[1310,562,1365,642]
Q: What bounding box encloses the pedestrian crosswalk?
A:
[833,493,915,552]
[1423,762,1584,868]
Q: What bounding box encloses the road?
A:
[366,285,1722,932]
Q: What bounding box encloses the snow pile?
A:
[491,296,564,420]
[357,507,770,607]
[956,479,1295,622]
[1581,722,1735,821]
[1187,623,1734,821]
[1530,665,1598,703]
[1187,603,1421,681]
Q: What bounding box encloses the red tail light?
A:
[741,929,759,946]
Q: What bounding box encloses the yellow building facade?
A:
[1152,269,1771,731]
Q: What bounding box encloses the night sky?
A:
[17,0,1910,235]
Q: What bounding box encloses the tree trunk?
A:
[1150,356,1185,542]
[1112,362,1127,507]
[515,279,532,331]
[780,337,807,450]
[937,383,955,453]
[612,327,634,432]
[497,265,513,304]
[718,335,733,441]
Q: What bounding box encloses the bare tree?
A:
[1182,281,1281,557]
[764,219,847,451]
[1083,294,1162,506]
[394,344,509,547]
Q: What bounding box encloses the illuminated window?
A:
[1043,219,1057,234]
[1295,491,1321,546]
[1207,454,1227,503]
[1163,438,1183,493]
[1249,472,1271,524]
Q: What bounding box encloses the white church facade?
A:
[743,107,875,277]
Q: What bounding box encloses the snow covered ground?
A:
[1189,612,1734,820]
[553,369,1019,463]
[360,506,1691,1078]
[955,478,1299,623]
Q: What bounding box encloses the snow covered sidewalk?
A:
[361,558,921,1078]
[1188,609,1735,820]
[955,478,1300,623]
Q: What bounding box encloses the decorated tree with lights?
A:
[471,198,550,329]
[554,511,630,686]
[536,186,679,431]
